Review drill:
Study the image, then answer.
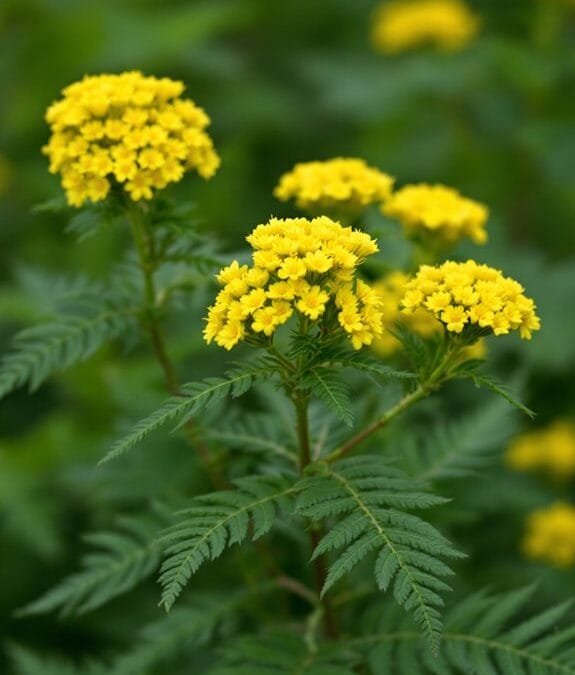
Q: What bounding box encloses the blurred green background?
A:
[1,0,575,670]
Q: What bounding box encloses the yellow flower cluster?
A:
[274,158,394,216]
[371,0,480,54]
[204,216,384,351]
[401,260,541,339]
[43,71,220,207]
[373,270,486,358]
[506,421,575,479]
[383,184,488,246]
[523,502,575,567]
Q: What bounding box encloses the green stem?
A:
[128,206,179,394]
[294,394,339,639]
[296,395,312,474]
[325,384,430,464]
[325,343,457,464]
[127,204,224,488]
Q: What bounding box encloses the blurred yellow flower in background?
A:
[371,0,480,54]
[506,420,575,479]
[523,502,575,567]
[274,158,394,218]
[383,183,488,247]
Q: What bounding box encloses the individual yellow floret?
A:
[401,260,540,340]
[506,421,575,479]
[383,184,488,246]
[371,0,480,54]
[204,216,384,350]
[523,502,575,567]
[43,71,220,207]
[274,158,394,217]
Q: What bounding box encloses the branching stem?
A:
[326,345,458,464]
[294,393,339,639]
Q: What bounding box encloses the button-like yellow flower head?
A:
[43,71,220,207]
[383,183,488,246]
[204,216,384,351]
[506,421,575,479]
[401,260,540,340]
[523,502,575,567]
[274,158,394,217]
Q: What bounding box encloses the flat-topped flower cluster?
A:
[43,71,219,206]
[523,502,575,568]
[371,0,480,54]
[274,158,394,215]
[383,184,488,245]
[401,260,541,339]
[204,216,384,350]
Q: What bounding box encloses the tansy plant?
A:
[5,72,575,675]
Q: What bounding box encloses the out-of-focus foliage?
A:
[2,0,575,673]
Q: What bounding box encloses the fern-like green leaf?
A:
[459,370,535,418]
[355,586,575,674]
[0,309,134,399]
[401,397,520,482]
[208,632,356,675]
[19,515,163,617]
[100,364,273,464]
[296,456,463,651]
[159,474,297,612]
[206,411,298,465]
[302,367,354,426]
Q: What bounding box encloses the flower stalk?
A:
[127,204,224,488]
[294,392,339,639]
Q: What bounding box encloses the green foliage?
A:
[209,632,356,675]
[0,296,135,399]
[453,361,535,418]
[360,586,575,674]
[100,363,275,464]
[107,593,241,675]
[9,646,105,675]
[206,410,298,465]
[159,474,297,611]
[302,368,354,427]
[297,456,463,650]
[20,515,165,617]
[401,397,520,482]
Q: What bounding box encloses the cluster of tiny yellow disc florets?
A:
[43,71,220,207]
[506,421,575,479]
[204,216,384,351]
[371,0,480,54]
[274,158,394,215]
[523,502,575,568]
[401,260,541,339]
[373,269,485,358]
[383,184,488,246]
